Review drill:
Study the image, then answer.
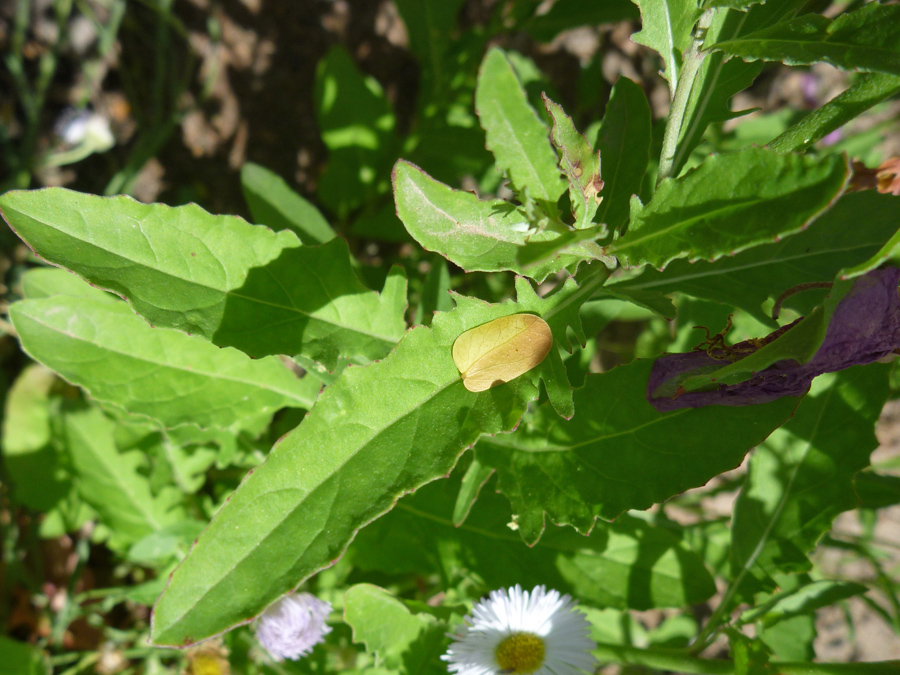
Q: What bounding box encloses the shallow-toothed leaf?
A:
[594,77,652,233]
[476,48,566,210]
[731,366,890,583]
[709,3,900,78]
[149,274,600,647]
[393,160,607,282]
[349,475,717,610]
[609,148,850,270]
[10,296,319,430]
[240,162,335,245]
[0,188,407,369]
[630,0,700,89]
[615,191,900,322]
[452,314,553,392]
[476,359,797,544]
[544,94,603,230]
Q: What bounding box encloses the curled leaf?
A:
[647,267,900,410]
[452,314,553,392]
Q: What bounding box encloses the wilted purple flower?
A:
[255,592,332,661]
[647,267,900,411]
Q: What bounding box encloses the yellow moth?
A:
[452,314,553,392]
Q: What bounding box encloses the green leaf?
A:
[0,636,50,675]
[0,188,407,369]
[58,404,185,549]
[593,287,676,320]
[615,191,900,323]
[731,365,890,582]
[709,4,900,77]
[854,471,900,510]
[609,148,850,270]
[344,585,447,675]
[759,615,814,662]
[525,0,638,43]
[768,73,900,154]
[392,160,607,282]
[150,274,598,647]
[544,94,602,230]
[153,436,218,495]
[452,455,494,526]
[415,256,453,327]
[594,77,652,233]
[631,0,700,89]
[350,475,716,610]
[21,266,116,302]
[1,365,68,512]
[840,220,900,280]
[475,48,566,209]
[127,520,207,566]
[240,162,335,245]
[740,580,868,627]
[476,359,797,544]
[10,295,319,429]
[393,0,466,97]
[314,46,398,218]
[728,629,772,675]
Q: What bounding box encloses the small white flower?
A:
[55,108,115,149]
[255,592,332,661]
[442,585,597,675]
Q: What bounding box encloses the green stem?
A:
[768,73,900,154]
[544,262,612,322]
[658,9,715,184]
[593,642,900,675]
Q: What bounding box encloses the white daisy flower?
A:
[442,585,597,675]
[255,592,332,661]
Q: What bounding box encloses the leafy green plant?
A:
[3,1,900,674]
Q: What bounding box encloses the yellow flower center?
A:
[495,632,546,674]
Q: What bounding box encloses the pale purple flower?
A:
[442,585,597,675]
[255,592,332,661]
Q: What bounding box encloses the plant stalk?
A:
[593,642,900,675]
[658,9,715,184]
